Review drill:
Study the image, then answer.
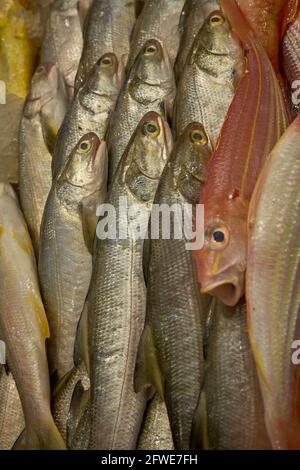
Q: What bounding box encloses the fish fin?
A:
[13,422,67,450]
[67,381,90,446]
[41,117,58,155]
[74,299,90,374]
[80,190,101,254]
[134,324,163,400]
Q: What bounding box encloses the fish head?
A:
[53,0,79,13]
[130,111,172,178]
[174,122,212,203]
[195,196,248,306]
[192,10,243,82]
[85,52,124,96]
[61,133,107,193]
[133,39,174,86]
[26,63,67,125]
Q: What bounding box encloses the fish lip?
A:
[201,276,244,307]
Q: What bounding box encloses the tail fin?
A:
[13,421,66,450]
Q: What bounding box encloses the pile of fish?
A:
[0,0,300,450]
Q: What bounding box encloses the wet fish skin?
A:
[174,9,243,147]
[247,115,300,449]
[193,0,289,307]
[0,183,66,450]
[88,112,172,450]
[41,0,83,97]
[52,361,90,444]
[0,367,24,450]
[19,63,68,258]
[52,52,123,177]
[75,0,136,90]
[137,394,174,450]
[127,0,185,70]
[135,122,212,450]
[204,300,271,450]
[39,133,108,380]
[175,0,219,79]
[107,38,175,183]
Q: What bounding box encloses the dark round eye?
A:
[78,139,92,153]
[100,56,112,67]
[143,44,157,56]
[190,129,208,145]
[210,14,225,26]
[213,230,225,243]
[36,66,45,74]
[143,120,160,137]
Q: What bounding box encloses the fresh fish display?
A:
[247,115,300,450]
[127,0,185,70]
[175,0,219,79]
[194,0,289,307]
[0,367,24,450]
[174,9,244,147]
[88,112,172,450]
[0,183,66,450]
[75,0,136,90]
[52,52,122,177]
[39,133,107,379]
[107,39,175,182]
[204,300,271,449]
[19,64,68,257]
[41,0,83,97]
[135,122,211,449]
[137,395,174,450]
[1,0,300,452]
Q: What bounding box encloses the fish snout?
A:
[200,268,245,307]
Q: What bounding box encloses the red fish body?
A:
[193,0,289,306]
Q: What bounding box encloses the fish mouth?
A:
[201,276,244,307]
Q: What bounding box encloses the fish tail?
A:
[13,421,67,450]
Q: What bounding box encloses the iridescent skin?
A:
[193,0,289,306]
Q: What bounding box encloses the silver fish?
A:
[39,133,107,380]
[19,63,68,258]
[0,367,24,450]
[52,52,123,177]
[88,112,172,450]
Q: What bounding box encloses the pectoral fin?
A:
[80,191,100,254]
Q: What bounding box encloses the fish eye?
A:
[209,14,225,26]
[143,44,157,56]
[100,56,112,67]
[190,129,208,145]
[143,120,160,137]
[207,224,230,250]
[78,139,92,153]
[36,66,45,74]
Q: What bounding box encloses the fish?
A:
[127,0,185,70]
[40,0,83,97]
[246,115,300,450]
[0,182,66,450]
[107,39,175,183]
[135,122,211,450]
[236,0,299,74]
[52,361,90,444]
[0,367,24,450]
[78,0,93,28]
[52,52,123,177]
[174,0,219,79]
[0,0,39,99]
[173,9,244,147]
[39,133,108,380]
[19,63,68,258]
[282,7,300,113]
[203,300,271,449]
[88,112,172,450]
[193,0,289,307]
[137,394,174,450]
[75,0,136,90]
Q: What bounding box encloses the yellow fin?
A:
[27,291,50,339]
